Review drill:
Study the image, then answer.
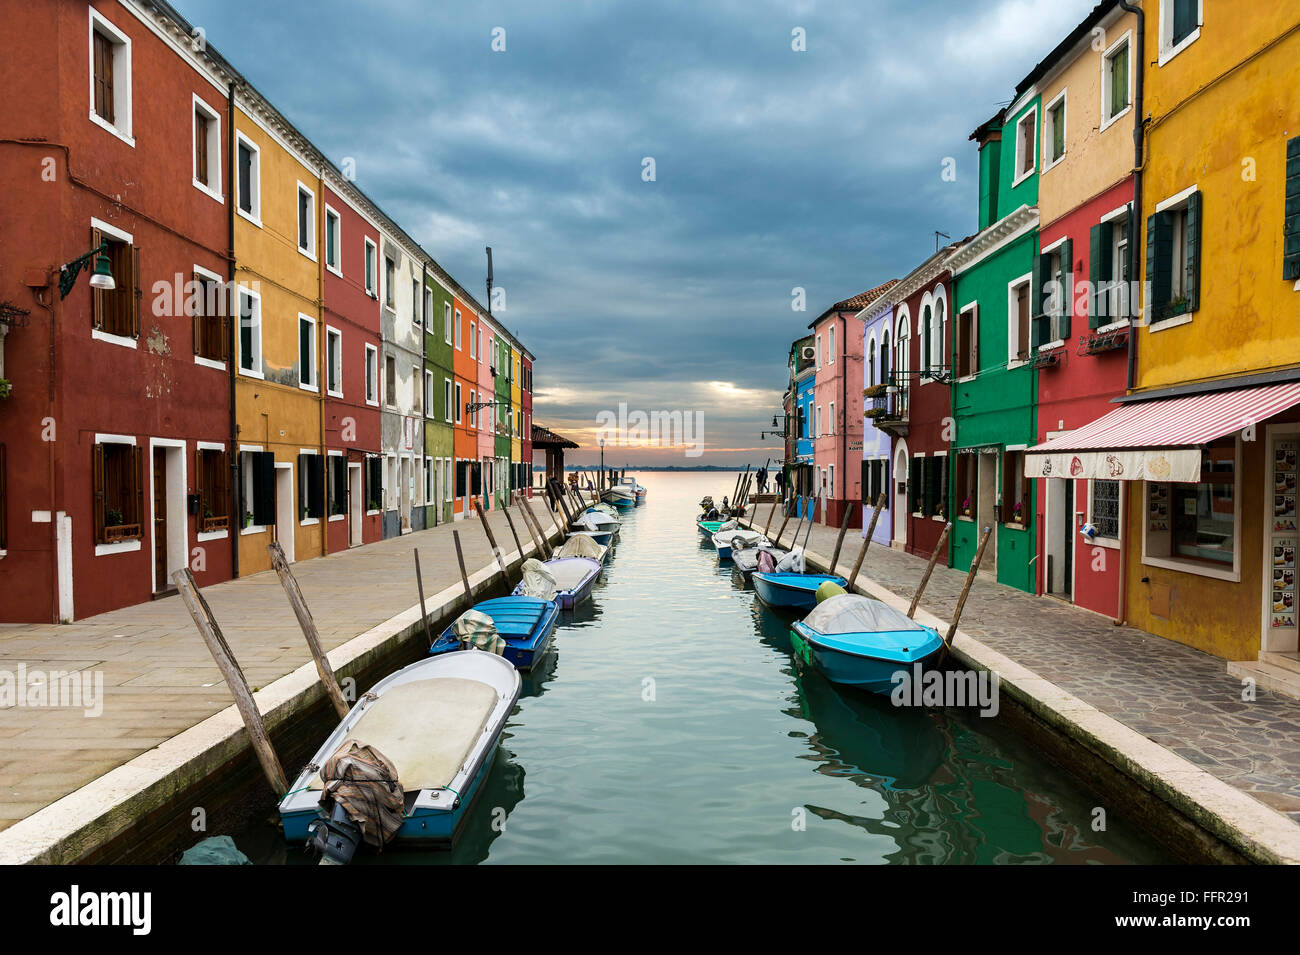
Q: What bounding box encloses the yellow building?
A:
[232,91,326,574]
[510,340,523,489]
[1033,3,1300,672]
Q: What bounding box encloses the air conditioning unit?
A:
[801,346,815,361]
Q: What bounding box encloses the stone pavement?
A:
[755,511,1300,822]
[0,501,564,834]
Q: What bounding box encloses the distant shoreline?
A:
[562,465,768,472]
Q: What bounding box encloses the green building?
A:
[424,273,455,525]
[494,334,514,510]
[945,96,1041,593]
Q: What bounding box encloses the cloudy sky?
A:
[182,0,1098,466]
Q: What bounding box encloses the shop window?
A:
[1001,449,1030,525]
[1144,439,1237,576]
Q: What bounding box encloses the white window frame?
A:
[192,263,227,371]
[88,217,137,350]
[363,237,377,296]
[444,458,453,503]
[92,433,142,555]
[325,325,343,398]
[1140,436,1241,583]
[88,8,133,146]
[470,321,477,358]
[1087,478,1123,550]
[455,382,463,423]
[454,309,462,350]
[444,302,453,345]
[956,302,979,382]
[1011,104,1038,187]
[364,342,379,406]
[1042,88,1067,171]
[238,445,267,535]
[297,313,318,392]
[234,131,262,227]
[327,449,346,523]
[298,449,321,526]
[1101,32,1134,132]
[828,325,835,364]
[296,181,317,261]
[444,378,453,423]
[1007,272,1033,368]
[828,401,835,436]
[424,369,434,419]
[237,285,263,380]
[423,288,433,329]
[814,333,822,370]
[425,455,434,505]
[324,204,342,276]
[1158,0,1202,66]
[192,94,222,201]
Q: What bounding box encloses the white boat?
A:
[712,527,770,560]
[602,483,636,508]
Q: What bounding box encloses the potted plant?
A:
[1166,295,1190,318]
[1012,500,1024,524]
[961,497,972,517]
[105,507,124,528]
[0,379,11,400]
[243,510,254,529]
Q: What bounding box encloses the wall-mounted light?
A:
[58,242,115,299]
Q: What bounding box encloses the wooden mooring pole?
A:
[414,548,435,647]
[849,493,887,590]
[501,502,525,565]
[828,503,855,576]
[773,497,794,547]
[173,568,288,797]
[266,542,350,721]
[939,525,993,664]
[513,492,542,557]
[908,522,952,618]
[521,494,555,557]
[762,499,778,538]
[474,500,510,577]
[452,530,473,606]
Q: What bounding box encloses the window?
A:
[413,365,422,413]
[910,456,947,519]
[455,382,463,423]
[814,405,821,438]
[815,334,821,369]
[298,454,324,522]
[239,450,276,531]
[424,370,434,418]
[364,238,377,295]
[297,183,315,258]
[0,444,6,551]
[828,326,835,364]
[478,326,484,363]
[425,456,434,504]
[423,288,433,328]
[1103,37,1131,126]
[929,297,945,372]
[444,378,452,423]
[193,96,221,196]
[1044,91,1065,167]
[470,321,477,358]
[1147,189,1202,321]
[193,447,230,533]
[325,207,341,273]
[90,225,138,341]
[383,256,395,308]
[365,343,378,405]
[1145,440,1236,574]
[1159,0,1201,62]
[1013,107,1037,183]
[385,354,396,406]
[445,302,453,345]
[93,440,142,544]
[412,279,420,325]
[955,453,978,519]
[365,456,383,512]
[190,268,227,365]
[1034,240,1072,345]
[1001,450,1030,525]
[236,133,260,222]
[444,459,452,502]
[1089,214,1133,327]
[328,455,347,518]
[89,10,131,142]
[1090,479,1121,541]
[238,287,262,376]
[470,390,477,428]
[828,401,835,436]
[1010,276,1031,362]
[298,314,317,390]
[454,309,462,350]
[326,326,342,396]
[1286,137,1300,281]
[956,304,978,378]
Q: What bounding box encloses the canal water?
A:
[240,471,1175,864]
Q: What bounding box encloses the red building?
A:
[521,351,534,496]
[321,182,383,551]
[0,0,236,621]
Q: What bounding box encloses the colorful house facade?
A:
[859,295,895,546]
[791,336,816,515]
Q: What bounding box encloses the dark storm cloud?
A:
[179,0,1098,463]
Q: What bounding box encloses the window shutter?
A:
[217,451,230,518]
[1089,223,1112,328]
[1030,252,1049,347]
[1184,190,1202,313]
[1146,212,1172,317]
[254,452,275,526]
[1057,238,1074,340]
[191,272,202,355]
[130,245,141,338]
[194,449,206,518]
[91,228,105,330]
[93,444,106,544]
[1285,137,1300,280]
[309,456,324,519]
[132,445,144,528]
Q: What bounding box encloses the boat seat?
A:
[547,561,595,589]
[308,677,498,793]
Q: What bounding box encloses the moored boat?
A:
[752,571,849,611]
[602,484,636,509]
[789,594,944,695]
[712,527,770,560]
[617,475,647,505]
[428,596,560,670]
[513,556,601,609]
[553,533,610,564]
[279,650,520,859]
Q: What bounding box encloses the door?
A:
[275,463,295,562]
[977,453,998,576]
[153,448,168,591]
[893,442,909,546]
[349,463,363,546]
[1045,478,1074,599]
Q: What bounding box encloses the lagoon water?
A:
[244,471,1174,865]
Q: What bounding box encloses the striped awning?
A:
[1025,382,1300,482]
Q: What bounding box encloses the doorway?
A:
[977,452,998,577]
[893,442,909,547]
[152,448,168,591]
[1045,478,1074,599]
[348,463,363,547]
[275,462,295,562]
[150,441,186,595]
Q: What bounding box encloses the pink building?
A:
[809,284,896,527]
[474,311,496,505]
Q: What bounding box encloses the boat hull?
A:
[790,626,943,695]
[429,597,560,670]
[752,572,849,611]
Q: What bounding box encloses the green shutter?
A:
[1146,212,1172,318]
[1089,223,1113,329]
[1185,190,1202,313]
[1285,137,1300,280]
[1030,252,1048,347]
[1057,238,1073,340]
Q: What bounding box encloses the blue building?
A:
[790,336,816,517]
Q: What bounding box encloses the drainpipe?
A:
[1116,0,1145,626]
[227,80,240,580]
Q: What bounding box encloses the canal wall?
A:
[744,515,1300,865]
[0,506,566,865]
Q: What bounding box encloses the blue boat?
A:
[279,650,520,857]
[428,596,560,670]
[512,556,601,609]
[790,594,945,695]
[751,571,849,611]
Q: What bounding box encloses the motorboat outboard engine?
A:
[308,801,363,866]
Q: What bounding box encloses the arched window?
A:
[880,331,890,383]
[920,304,932,372]
[866,334,876,387]
[895,314,910,416]
[930,297,945,371]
